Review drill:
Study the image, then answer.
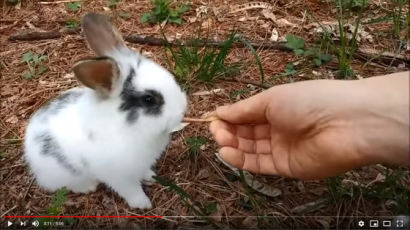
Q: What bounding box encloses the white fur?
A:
[24,39,187,209]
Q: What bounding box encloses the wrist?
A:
[350,73,409,167]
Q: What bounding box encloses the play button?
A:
[7,221,12,227]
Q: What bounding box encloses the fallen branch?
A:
[8,30,409,66]
[8,28,80,41]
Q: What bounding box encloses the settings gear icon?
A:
[358,220,365,227]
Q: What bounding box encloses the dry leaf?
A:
[276,18,297,27]
[171,122,190,132]
[270,28,279,41]
[196,168,210,180]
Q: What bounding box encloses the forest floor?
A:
[0,0,409,229]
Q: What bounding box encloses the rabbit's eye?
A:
[141,94,156,107]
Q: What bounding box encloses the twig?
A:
[183,116,219,123]
[23,179,35,199]
[1,205,18,218]
[38,0,82,4]
[8,28,80,41]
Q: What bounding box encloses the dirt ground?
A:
[1,0,409,229]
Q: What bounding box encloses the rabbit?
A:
[24,13,187,209]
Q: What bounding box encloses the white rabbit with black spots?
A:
[24,13,187,209]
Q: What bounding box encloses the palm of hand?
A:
[210,87,363,179]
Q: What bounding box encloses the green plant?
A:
[0,151,5,159]
[21,52,48,79]
[308,0,366,78]
[230,88,248,99]
[363,169,410,214]
[107,0,120,8]
[186,137,207,163]
[285,34,332,67]
[141,0,189,25]
[285,34,305,56]
[304,48,332,67]
[65,19,79,28]
[119,11,131,19]
[164,32,239,84]
[65,2,81,12]
[392,0,406,39]
[46,187,67,215]
[36,187,74,228]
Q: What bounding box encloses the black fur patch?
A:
[35,132,78,174]
[119,68,164,124]
[38,90,83,116]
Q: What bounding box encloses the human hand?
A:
[210,72,409,179]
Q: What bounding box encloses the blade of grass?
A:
[236,36,265,84]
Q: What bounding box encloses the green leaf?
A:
[169,10,179,18]
[313,58,322,67]
[140,13,152,23]
[293,49,304,56]
[36,65,48,75]
[303,48,316,56]
[285,34,305,50]
[65,19,79,28]
[32,54,40,65]
[22,52,34,63]
[284,63,297,75]
[205,202,217,215]
[153,175,192,199]
[66,2,81,12]
[186,137,207,162]
[168,17,182,25]
[177,3,190,14]
[23,71,34,79]
[46,187,67,215]
[119,12,131,19]
[319,53,332,62]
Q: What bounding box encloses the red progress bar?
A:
[4,216,162,218]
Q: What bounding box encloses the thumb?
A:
[215,90,270,124]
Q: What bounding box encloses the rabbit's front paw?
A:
[127,194,152,209]
[142,170,156,186]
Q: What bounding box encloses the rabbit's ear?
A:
[81,13,126,56]
[72,57,119,97]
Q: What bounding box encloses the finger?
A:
[237,137,271,154]
[219,147,278,175]
[236,124,271,139]
[209,120,236,136]
[212,126,239,148]
[215,91,270,124]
